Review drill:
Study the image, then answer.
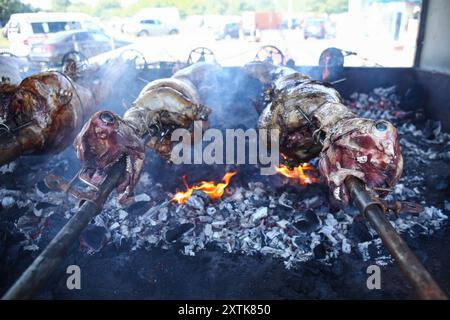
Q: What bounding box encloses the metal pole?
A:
[2,158,126,300]
[345,176,447,300]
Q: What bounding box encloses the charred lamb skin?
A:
[244,61,403,203]
[74,63,214,205]
[0,72,96,166]
[0,57,129,166]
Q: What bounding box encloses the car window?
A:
[47,22,69,33]
[8,21,21,33]
[66,21,82,30]
[31,21,75,34]
[31,23,45,34]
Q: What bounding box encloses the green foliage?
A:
[0,0,36,25]
[300,0,348,14]
[51,0,72,12]
[52,0,349,19]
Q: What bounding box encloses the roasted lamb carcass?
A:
[0,58,129,166]
[245,61,403,204]
[74,63,214,205]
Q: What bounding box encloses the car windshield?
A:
[2,0,423,67]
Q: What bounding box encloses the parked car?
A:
[280,18,300,29]
[3,12,103,56]
[29,30,129,66]
[122,18,179,37]
[215,22,240,40]
[303,18,326,39]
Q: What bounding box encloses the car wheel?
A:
[138,30,149,37]
[169,29,179,35]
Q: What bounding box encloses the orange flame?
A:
[275,163,318,186]
[171,172,237,204]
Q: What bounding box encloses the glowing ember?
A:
[275,163,318,186]
[172,172,237,204]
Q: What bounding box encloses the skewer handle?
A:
[2,158,125,300]
[345,176,447,300]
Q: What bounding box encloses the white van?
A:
[121,7,180,36]
[3,12,103,56]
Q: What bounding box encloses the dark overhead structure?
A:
[414,0,450,131]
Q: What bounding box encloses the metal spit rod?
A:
[1,158,126,300]
[345,176,448,300]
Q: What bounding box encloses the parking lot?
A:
[1,27,415,68]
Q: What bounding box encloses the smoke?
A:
[190,64,261,130]
[0,55,26,84]
[170,63,278,172]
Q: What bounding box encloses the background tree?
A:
[0,0,35,25]
[51,0,72,12]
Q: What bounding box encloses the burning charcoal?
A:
[303,196,323,209]
[276,219,289,229]
[423,120,442,140]
[251,207,268,224]
[80,225,109,253]
[118,210,128,221]
[445,201,450,213]
[357,241,378,261]
[158,207,169,222]
[1,196,15,209]
[140,200,169,224]
[165,223,195,242]
[261,246,284,255]
[23,244,39,251]
[185,194,206,211]
[204,224,213,237]
[198,215,213,223]
[35,180,51,195]
[0,162,16,174]
[313,243,327,260]
[110,222,120,230]
[253,187,265,197]
[324,214,338,227]
[134,193,151,202]
[341,238,351,254]
[293,210,322,233]
[33,202,56,217]
[212,220,226,228]
[16,213,41,233]
[319,225,338,245]
[410,224,427,235]
[120,225,129,237]
[278,193,294,209]
[292,236,309,251]
[206,207,217,215]
[349,220,373,242]
[435,180,449,191]
[226,187,244,202]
